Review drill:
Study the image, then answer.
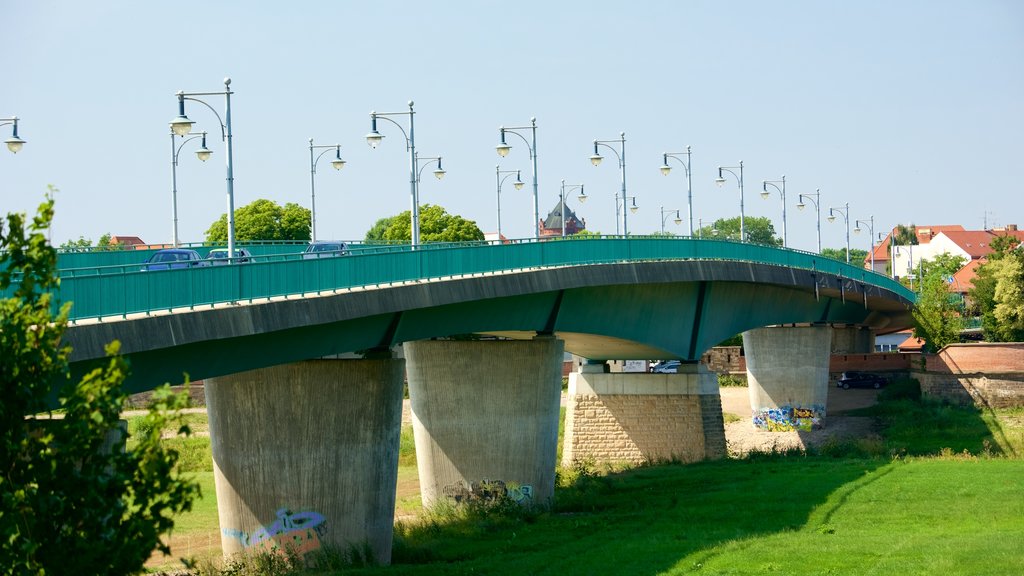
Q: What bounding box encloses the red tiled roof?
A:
[915,225,964,243]
[950,259,983,293]
[110,235,145,246]
[898,335,925,351]
[940,230,999,259]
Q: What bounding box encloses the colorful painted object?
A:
[751,404,824,432]
[222,508,327,558]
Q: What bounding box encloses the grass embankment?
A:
[144,379,1024,575]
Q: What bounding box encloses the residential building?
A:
[538,200,585,238]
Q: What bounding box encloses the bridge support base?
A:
[205,358,404,565]
[743,326,832,431]
[562,362,725,466]
[404,337,563,508]
[832,325,875,353]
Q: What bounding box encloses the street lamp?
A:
[414,154,446,225]
[495,166,524,241]
[827,202,851,263]
[496,118,540,240]
[559,179,585,238]
[796,188,822,254]
[169,130,212,247]
[170,78,237,260]
[660,146,694,236]
[715,161,745,242]
[660,206,682,234]
[697,217,716,239]
[591,132,631,235]
[309,139,346,242]
[761,175,787,247]
[2,116,26,153]
[368,101,431,246]
[854,215,875,271]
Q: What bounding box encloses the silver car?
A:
[301,241,348,259]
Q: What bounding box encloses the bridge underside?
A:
[63,260,912,393]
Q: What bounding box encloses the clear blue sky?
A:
[3,0,1022,253]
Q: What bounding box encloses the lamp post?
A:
[368,101,427,245]
[659,146,694,236]
[796,188,822,254]
[414,154,446,230]
[660,206,682,234]
[170,78,237,260]
[496,118,540,240]
[591,132,630,235]
[761,175,787,247]
[559,179,585,238]
[827,202,851,263]
[309,139,346,242]
[169,131,212,247]
[2,116,26,153]
[715,161,745,242]
[495,166,524,240]
[854,215,875,271]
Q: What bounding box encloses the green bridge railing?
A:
[4,237,915,322]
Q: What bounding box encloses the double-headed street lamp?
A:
[496,119,540,240]
[761,175,787,247]
[591,132,630,235]
[559,179,585,238]
[660,206,682,234]
[368,101,429,246]
[170,78,236,259]
[495,166,524,240]
[854,215,876,271]
[2,117,26,153]
[827,202,851,263]
[659,146,694,236]
[169,131,212,247]
[796,188,822,254]
[308,139,346,242]
[715,161,745,242]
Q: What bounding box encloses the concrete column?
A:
[205,358,404,565]
[831,326,874,353]
[743,326,832,431]
[404,337,563,508]
[562,362,725,465]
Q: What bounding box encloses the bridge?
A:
[32,237,914,563]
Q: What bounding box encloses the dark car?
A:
[650,360,680,374]
[206,247,252,265]
[302,241,348,259]
[141,248,208,271]
[837,371,888,389]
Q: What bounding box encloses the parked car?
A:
[206,247,252,265]
[141,248,208,271]
[650,360,680,374]
[302,241,348,259]
[837,371,888,389]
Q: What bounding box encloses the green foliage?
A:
[717,373,746,387]
[697,216,781,246]
[0,190,198,575]
[363,204,484,243]
[969,234,1024,342]
[918,252,967,278]
[206,199,311,242]
[912,268,964,351]
[892,223,918,246]
[820,247,869,265]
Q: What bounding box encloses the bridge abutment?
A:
[561,362,726,466]
[743,325,832,431]
[404,337,563,508]
[832,326,875,353]
[205,358,404,564]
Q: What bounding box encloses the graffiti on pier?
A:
[442,479,533,504]
[752,404,824,432]
[223,508,326,557]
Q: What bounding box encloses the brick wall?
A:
[924,343,1024,374]
[916,373,1024,409]
[702,346,745,374]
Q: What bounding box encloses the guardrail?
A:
[4,236,915,322]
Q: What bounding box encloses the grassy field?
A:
[143,382,1024,575]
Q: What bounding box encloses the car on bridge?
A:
[206,247,252,265]
[837,371,888,389]
[302,241,348,259]
[141,248,208,271]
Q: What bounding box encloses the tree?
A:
[968,234,1023,342]
[1,191,198,574]
[918,253,967,279]
[912,268,964,352]
[697,216,781,246]
[821,247,869,265]
[205,199,311,242]
[992,255,1024,338]
[363,204,484,243]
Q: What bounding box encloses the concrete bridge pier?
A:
[562,362,726,466]
[404,336,563,508]
[743,325,833,431]
[205,358,404,565]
